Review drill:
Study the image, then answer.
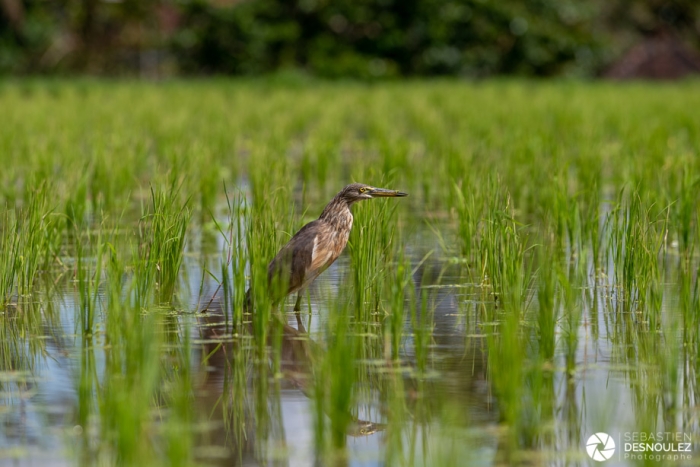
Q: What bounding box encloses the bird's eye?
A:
[359,187,368,193]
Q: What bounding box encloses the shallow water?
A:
[1,205,699,467]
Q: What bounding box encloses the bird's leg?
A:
[294,292,304,329]
[296,314,307,334]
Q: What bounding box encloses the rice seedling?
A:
[17,183,62,297]
[204,184,248,326]
[135,183,192,306]
[606,188,668,323]
[535,237,558,363]
[0,210,20,304]
[668,163,699,261]
[478,179,532,314]
[1,79,700,466]
[384,249,414,361]
[349,193,401,321]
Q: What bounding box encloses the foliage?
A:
[1,0,698,76]
[173,0,600,77]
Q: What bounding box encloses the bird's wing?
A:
[309,231,335,275]
[267,221,320,296]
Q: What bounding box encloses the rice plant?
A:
[0,79,699,466]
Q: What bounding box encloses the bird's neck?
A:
[319,197,353,229]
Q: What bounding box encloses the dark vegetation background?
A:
[0,0,698,77]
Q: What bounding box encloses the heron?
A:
[248,183,407,315]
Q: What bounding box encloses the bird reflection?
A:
[195,293,384,466]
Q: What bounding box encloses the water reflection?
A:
[5,237,700,465]
[195,291,387,466]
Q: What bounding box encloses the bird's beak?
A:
[369,187,408,198]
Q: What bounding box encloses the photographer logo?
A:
[587,433,616,461]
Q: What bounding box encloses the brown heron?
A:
[250,183,407,314]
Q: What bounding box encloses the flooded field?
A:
[1,79,700,466]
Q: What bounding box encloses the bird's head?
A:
[346,419,387,437]
[339,183,408,204]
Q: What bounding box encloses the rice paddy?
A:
[1,78,700,466]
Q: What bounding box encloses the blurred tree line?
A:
[0,0,698,77]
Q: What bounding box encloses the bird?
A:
[248,183,407,315]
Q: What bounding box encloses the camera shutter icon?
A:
[586,432,615,461]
